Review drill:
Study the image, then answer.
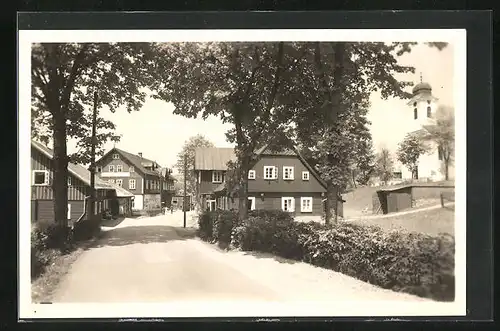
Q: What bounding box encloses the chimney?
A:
[138,152,143,158]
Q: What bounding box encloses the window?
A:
[67,177,72,186]
[248,170,256,180]
[97,166,102,173]
[427,106,431,118]
[116,165,123,172]
[129,179,136,190]
[129,166,135,173]
[108,179,115,184]
[281,197,295,212]
[109,165,115,172]
[393,171,402,179]
[116,179,123,187]
[414,108,418,119]
[413,102,417,107]
[113,153,120,159]
[302,171,310,181]
[32,170,49,185]
[146,180,150,190]
[300,197,313,213]
[283,166,294,180]
[212,171,223,183]
[67,204,71,220]
[247,197,256,211]
[264,166,277,180]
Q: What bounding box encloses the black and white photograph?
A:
[19,27,467,319]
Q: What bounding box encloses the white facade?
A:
[133,194,144,210]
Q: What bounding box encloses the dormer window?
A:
[112,153,120,160]
[414,108,418,120]
[116,165,123,172]
[248,170,256,180]
[212,171,223,183]
[109,165,115,172]
[427,106,431,118]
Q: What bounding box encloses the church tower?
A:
[406,73,439,131]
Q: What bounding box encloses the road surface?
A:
[52,212,429,303]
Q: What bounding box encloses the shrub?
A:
[197,210,215,241]
[73,218,101,242]
[212,210,239,248]
[31,223,62,278]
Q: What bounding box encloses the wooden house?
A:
[194,144,344,218]
[95,148,175,211]
[31,140,122,225]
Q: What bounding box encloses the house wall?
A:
[143,193,161,210]
[31,200,85,223]
[133,194,144,210]
[31,148,88,200]
[96,151,144,194]
[218,192,324,216]
[198,170,225,194]
[248,155,326,193]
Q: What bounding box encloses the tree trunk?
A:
[52,112,69,249]
[444,158,449,180]
[325,182,338,225]
[237,168,249,221]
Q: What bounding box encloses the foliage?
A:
[31,223,63,278]
[198,210,455,301]
[197,209,240,248]
[175,134,215,206]
[397,133,429,178]
[31,42,162,233]
[374,148,394,185]
[420,105,455,180]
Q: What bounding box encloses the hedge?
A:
[197,209,455,301]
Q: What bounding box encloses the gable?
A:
[96,148,161,177]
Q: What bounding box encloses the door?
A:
[206,200,216,211]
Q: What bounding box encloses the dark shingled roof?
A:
[99,148,162,177]
[31,140,112,190]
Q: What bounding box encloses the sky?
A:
[67,42,454,175]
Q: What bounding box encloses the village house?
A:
[95,148,175,211]
[30,140,134,225]
[194,144,343,218]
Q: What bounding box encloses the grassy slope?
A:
[350,205,455,236]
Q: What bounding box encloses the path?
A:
[52,213,430,303]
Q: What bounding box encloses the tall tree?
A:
[154,42,301,221]
[175,134,215,209]
[375,147,394,185]
[31,42,160,245]
[421,105,455,180]
[397,133,429,180]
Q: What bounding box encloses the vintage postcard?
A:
[19,28,466,319]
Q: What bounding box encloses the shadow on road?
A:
[100,217,127,228]
[240,250,299,265]
[89,225,197,248]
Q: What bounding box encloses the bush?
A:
[73,218,101,242]
[197,209,455,301]
[31,223,62,278]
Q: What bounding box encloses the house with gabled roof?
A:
[95,148,175,210]
[194,143,344,218]
[30,140,134,225]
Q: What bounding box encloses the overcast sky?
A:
[67,42,454,174]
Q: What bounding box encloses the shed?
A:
[373,185,413,214]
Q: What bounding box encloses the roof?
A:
[106,182,135,197]
[376,184,413,193]
[412,82,432,95]
[194,147,236,170]
[31,140,112,190]
[98,148,162,177]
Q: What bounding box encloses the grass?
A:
[349,205,455,236]
[31,247,86,303]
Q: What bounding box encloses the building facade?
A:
[30,140,118,226]
[95,148,175,210]
[194,144,340,217]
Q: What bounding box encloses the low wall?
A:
[411,185,455,200]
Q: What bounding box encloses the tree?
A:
[154,42,301,221]
[397,134,429,180]
[31,42,161,247]
[175,134,215,209]
[421,105,455,180]
[375,148,394,185]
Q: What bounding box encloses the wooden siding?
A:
[31,148,89,200]
[32,198,115,223]
[97,153,145,193]
[198,170,226,194]
[248,155,326,193]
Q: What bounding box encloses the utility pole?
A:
[89,90,98,222]
[183,154,187,228]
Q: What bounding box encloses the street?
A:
[52,211,429,303]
